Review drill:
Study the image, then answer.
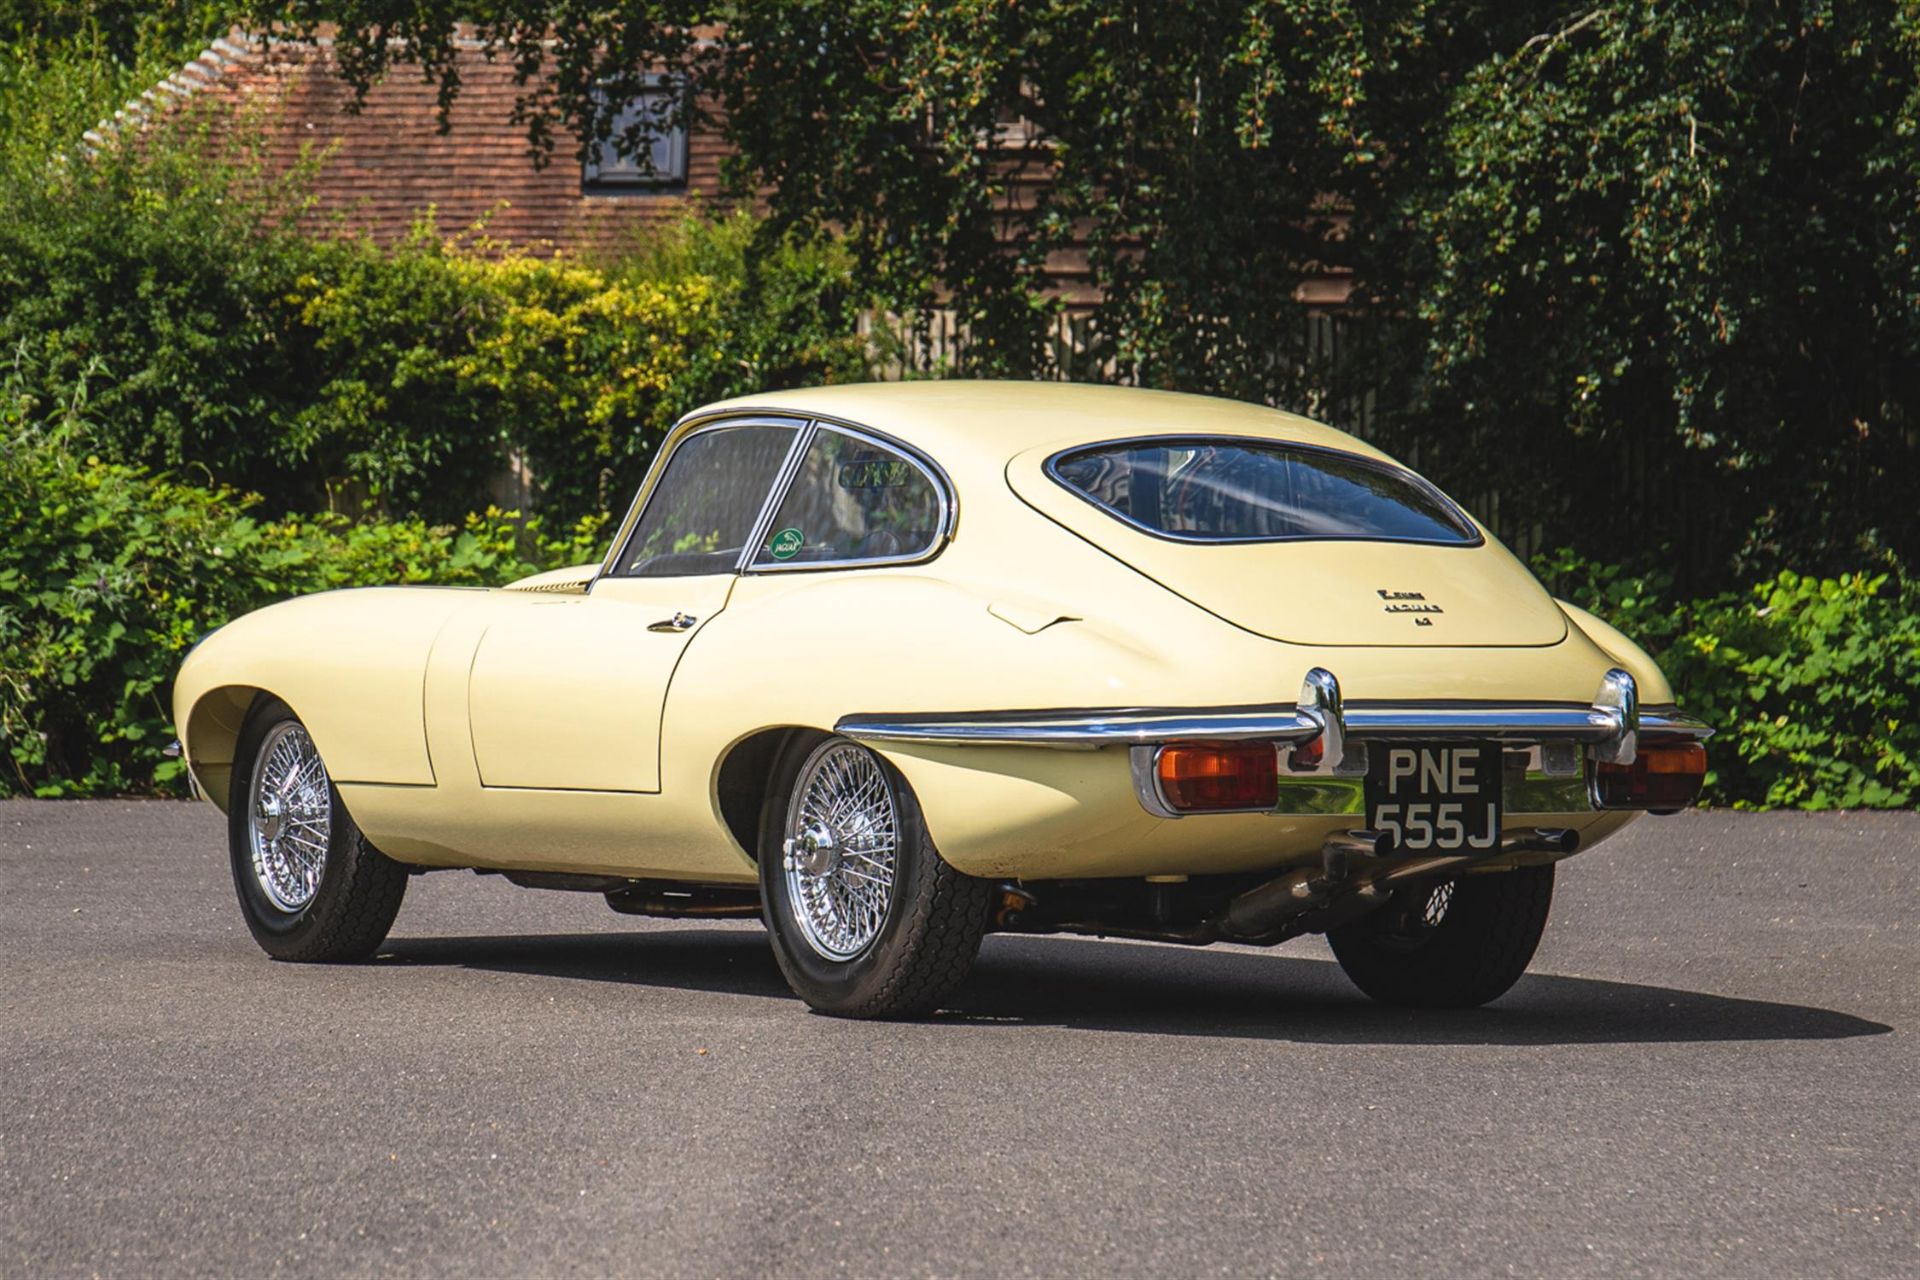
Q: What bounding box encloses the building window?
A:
[583,79,688,193]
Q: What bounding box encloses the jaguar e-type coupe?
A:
[172,382,1709,1018]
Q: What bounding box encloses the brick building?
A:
[100,26,1347,319]
[96,28,732,252]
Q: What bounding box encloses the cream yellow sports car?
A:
[172,382,1709,1017]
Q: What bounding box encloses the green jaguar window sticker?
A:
[768,527,805,561]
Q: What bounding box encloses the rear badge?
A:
[1378,589,1442,626]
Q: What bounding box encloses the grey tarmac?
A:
[1,802,1915,1278]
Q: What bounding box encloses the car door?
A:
[466,418,803,793]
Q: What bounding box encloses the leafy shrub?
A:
[1529,547,1684,657]
[1541,550,1918,810]
[289,211,880,519]
[0,49,881,523]
[1667,573,1919,810]
[0,380,605,797]
[0,53,334,504]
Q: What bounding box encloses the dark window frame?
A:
[582,77,691,194]
[1044,434,1484,549]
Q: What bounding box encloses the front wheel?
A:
[759,736,993,1019]
[1327,865,1554,1008]
[227,696,409,962]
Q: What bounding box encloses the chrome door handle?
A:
[647,612,698,633]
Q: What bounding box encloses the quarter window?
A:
[750,428,944,567]
[1050,438,1479,545]
[615,423,798,577]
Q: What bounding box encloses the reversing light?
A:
[1591,738,1707,811]
[1156,742,1279,812]
[1288,735,1324,770]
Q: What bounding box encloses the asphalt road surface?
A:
[2,802,1915,1278]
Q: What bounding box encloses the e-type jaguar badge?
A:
[1378,588,1443,626]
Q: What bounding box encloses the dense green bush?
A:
[0,381,604,797]
[287,212,880,520]
[0,49,881,522]
[1540,552,1919,810]
[4,39,1913,810]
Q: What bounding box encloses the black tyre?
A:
[228,696,409,962]
[1327,864,1554,1008]
[759,735,993,1019]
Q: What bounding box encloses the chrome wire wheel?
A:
[781,741,899,961]
[246,721,332,913]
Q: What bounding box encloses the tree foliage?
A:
[1,0,228,70]
[1390,3,1920,576]
[250,0,1920,578]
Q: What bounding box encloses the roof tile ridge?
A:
[84,25,261,152]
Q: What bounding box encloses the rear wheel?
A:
[759,736,992,1018]
[228,696,409,962]
[1327,865,1554,1008]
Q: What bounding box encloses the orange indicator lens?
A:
[1592,739,1707,810]
[1157,742,1280,812]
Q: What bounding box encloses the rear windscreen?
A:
[1048,438,1480,545]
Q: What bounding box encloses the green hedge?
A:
[1538,551,1919,810]
[0,406,602,796]
[0,47,881,523]
[3,46,1913,810]
[6,409,1911,807]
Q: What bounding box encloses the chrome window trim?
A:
[597,415,810,582]
[740,418,958,575]
[734,420,818,573]
[1042,433,1485,549]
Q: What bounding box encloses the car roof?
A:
[687,381,1395,467]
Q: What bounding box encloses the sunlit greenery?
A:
[2,8,1916,805]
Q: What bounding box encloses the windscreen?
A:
[1049,438,1479,545]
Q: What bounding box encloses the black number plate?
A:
[1364,743,1503,853]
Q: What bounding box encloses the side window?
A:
[615,424,797,577]
[750,428,945,567]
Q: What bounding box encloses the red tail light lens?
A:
[1156,742,1279,812]
[1591,739,1707,811]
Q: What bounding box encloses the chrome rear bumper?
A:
[836,666,1710,820]
[837,666,1706,754]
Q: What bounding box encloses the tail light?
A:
[1155,742,1279,813]
[1591,738,1706,811]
